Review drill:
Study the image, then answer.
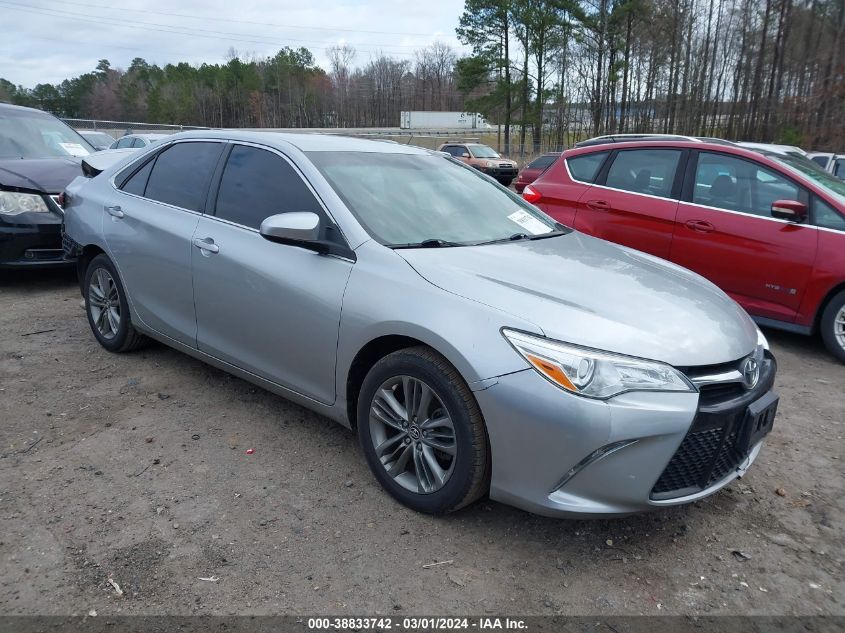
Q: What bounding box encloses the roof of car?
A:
[0,102,55,116]
[171,129,432,154]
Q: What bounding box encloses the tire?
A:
[83,254,147,353]
[820,290,845,363]
[357,346,490,514]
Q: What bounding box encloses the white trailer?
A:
[399,111,491,129]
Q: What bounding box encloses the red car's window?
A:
[814,197,845,231]
[694,152,800,217]
[566,151,608,183]
[604,149,681,198]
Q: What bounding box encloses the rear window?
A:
[527,155,558,170]
[143,142,223,211]
[567,152,608,183]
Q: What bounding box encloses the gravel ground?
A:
[0,269,842,617]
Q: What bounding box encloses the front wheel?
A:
[357,347,489,514]
[820,290,845,363]
[84,254,147,353]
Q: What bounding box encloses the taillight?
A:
[522,185,542,204]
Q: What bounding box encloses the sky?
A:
[0,0,470,87]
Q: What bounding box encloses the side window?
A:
[811,155,829,168]
[120,159,154,196]
[834,159,845,179]
[567,151,608,184]
[116,136,133,149]
[604,149,680,198]
[442,146,459,157]
[214,145,323,230]
[813,197,845,231]
[144,142,223,211]
[693,152,800,217]
[132,138,146,148]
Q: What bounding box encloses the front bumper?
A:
[0,194,74,268]
[475,355,776,517]
[479,165,518,182]
[0,221,72,268]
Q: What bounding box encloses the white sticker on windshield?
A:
[58,142,90,157]
[507,210,549,235]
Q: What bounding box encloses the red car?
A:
[514,152,562,193]
[523,139,845,362]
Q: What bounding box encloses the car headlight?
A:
[485,160,494,168]
[0,191,50,215]
[502,329,694,399]
[756,327,769,351]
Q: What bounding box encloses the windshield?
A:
[307,152,560,246]
[468,145,500,159]
[0,109,94,159]
[767,152,845,205]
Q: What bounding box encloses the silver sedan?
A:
[62,131,778,517]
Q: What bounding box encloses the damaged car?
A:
[0,102,94,268]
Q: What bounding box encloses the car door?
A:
[105,140,224,346]
[191,143,353,404]
[532,150,609,226]
[574,147,683,259]
[670,150,818,323]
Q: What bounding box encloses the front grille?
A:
[698,382,744,407]
[651,353,776,500]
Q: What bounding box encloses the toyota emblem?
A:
[742,357,760,389]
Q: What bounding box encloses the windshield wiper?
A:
[390,238,465,249]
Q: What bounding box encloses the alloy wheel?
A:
[835,305,845,351]
[368,375,456,494]
[88,267,121,340]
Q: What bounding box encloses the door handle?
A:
[192,237,219,254]
[586,199,610,211]
[684,219,715,233]
[105,205,124,218]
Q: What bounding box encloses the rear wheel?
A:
[820,290,845,363]
[357,346,489,514]
[84,254,147,353]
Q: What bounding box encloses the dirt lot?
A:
[0,269,842,617]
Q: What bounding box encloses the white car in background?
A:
[808,152,845,180]
[109,133,169,150]
[736,142,807,159]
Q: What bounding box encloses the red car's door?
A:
[574,148,684,259]
[669,150,818,323]
[529,150,610,226]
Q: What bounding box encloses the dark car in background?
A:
[79,130,116,151]
[0,102,94,268]
[514,152,562,193]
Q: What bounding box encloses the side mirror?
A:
[260,212,321,243]
[771,200,807,223]
[461,152,470,158]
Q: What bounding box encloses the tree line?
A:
[1,0,842,152]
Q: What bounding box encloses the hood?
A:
[397,232,758,367]
[0,157,83,194]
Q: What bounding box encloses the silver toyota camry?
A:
[62,131,778,517]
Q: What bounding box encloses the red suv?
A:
[523,140,845,362]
